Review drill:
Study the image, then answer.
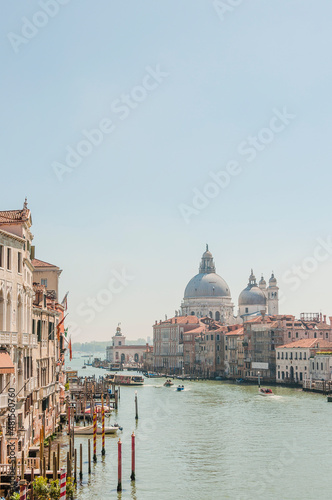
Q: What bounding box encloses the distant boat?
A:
[107,374,144,386]
[74,424,120,435]
[164,380,174,387]
[259,388,273,396]
[82,365,87,369]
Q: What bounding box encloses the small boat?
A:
[164,379,174,387]
[177,385,184,391]
[82,365,87,369]
[74,424,121,435]
[259,388,273,396]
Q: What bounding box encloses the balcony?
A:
[24,377,37,397]
[0,331,18,346]
[18,332,37,348]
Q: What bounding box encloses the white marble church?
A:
[180,246,279,323]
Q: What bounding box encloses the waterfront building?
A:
[309,351,332,382]
[106,325,148,367]
[242,315,284,382]
[276,339,332,385]
[224,326,244,379]
[0,201,67,461]
[153,316,200,373]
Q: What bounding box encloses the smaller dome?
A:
[202,250,212,259]
[239,286,266,306]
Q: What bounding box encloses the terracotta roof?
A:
[278,339,332,349]
[32,258,58,268]
[0,209,30,224]
[186,326,205,334]
[225,327,244,336]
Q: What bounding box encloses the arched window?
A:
[121,353,125,363]
[209,311,212,318]
[191,311,195,316]
[215,311,220,321]
[134,353,139,362]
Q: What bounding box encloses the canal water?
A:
[68,355,332,500]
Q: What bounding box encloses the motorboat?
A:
[177,385,184,391]
[164,379,174,387]
[259,388,273,396]
[74,424,122,435]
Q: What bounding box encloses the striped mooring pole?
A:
[19,479,27,500]
[60,467,66,499]
[93,410,97,462]
[117,439,122,492]
[131,432,135,481]
[101,395,105,456]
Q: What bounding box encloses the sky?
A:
[1,0,332,342]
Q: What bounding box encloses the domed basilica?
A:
[180,246,279,323]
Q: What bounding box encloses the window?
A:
[300,372,303,381]
[245,308,249,313]
[296,332,298,338]
[206,335,209,341]
[0,245,3,268]
[217,345,220,351]
[314,333,317,338]
[118,341,122,346]
[289,352,292,360]
[299,352,302,360]
[285,352,288,360]
[304,353,306,360]
[277,352,280,359]
[18,252,22,273]
[282,371,285,380]
[288,332,291,338]
[326,333,329,339]
[6,248,11,270]
[281,352,284,359]
[216,334,220,341]
[278,371,280,379]
[295,352,297,360]
[317,362,319,370]
[211,335,214,341]
[321,363,323,370]
[41,279,48,287]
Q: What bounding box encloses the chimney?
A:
[324,315,326,324]
[320,312,322,322]
[329,317,332,326]
[261,310,266,323]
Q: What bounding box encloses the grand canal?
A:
[69,357,332,500]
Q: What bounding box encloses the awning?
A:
[0,352,15,374]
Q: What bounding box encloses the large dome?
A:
[184,272,231,299]
[238,286,266,306]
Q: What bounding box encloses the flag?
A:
[64,328,68,337]
[61,291,69,311]
[69,337,72,361]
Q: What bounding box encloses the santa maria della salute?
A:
[180,245,279,323]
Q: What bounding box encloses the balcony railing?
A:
[18,332,37,348]
[0,331,18,346]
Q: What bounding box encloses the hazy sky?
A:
[2,1,332,342]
